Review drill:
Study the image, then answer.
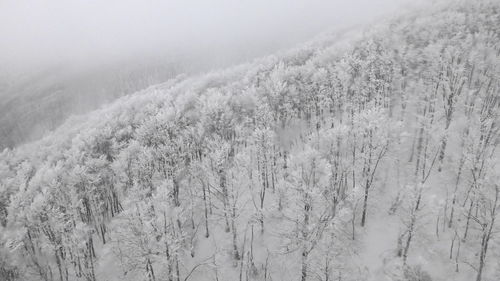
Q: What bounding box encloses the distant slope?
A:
[1,1,500,281]
[0,58,199,149]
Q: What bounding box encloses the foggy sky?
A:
[0,0,428,74]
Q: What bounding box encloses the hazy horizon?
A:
[0,0,428,75]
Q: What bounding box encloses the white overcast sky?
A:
[0,0,429,73]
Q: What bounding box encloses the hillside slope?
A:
[1,1,500,281]
[0,58,199,150]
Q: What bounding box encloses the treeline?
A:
[1,1,500,281]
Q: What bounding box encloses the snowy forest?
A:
[1,1,500,280]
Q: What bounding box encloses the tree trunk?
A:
[361,185,369,227]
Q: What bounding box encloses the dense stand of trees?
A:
[1,1,500,281]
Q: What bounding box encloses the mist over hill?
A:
[0,0,424,150]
